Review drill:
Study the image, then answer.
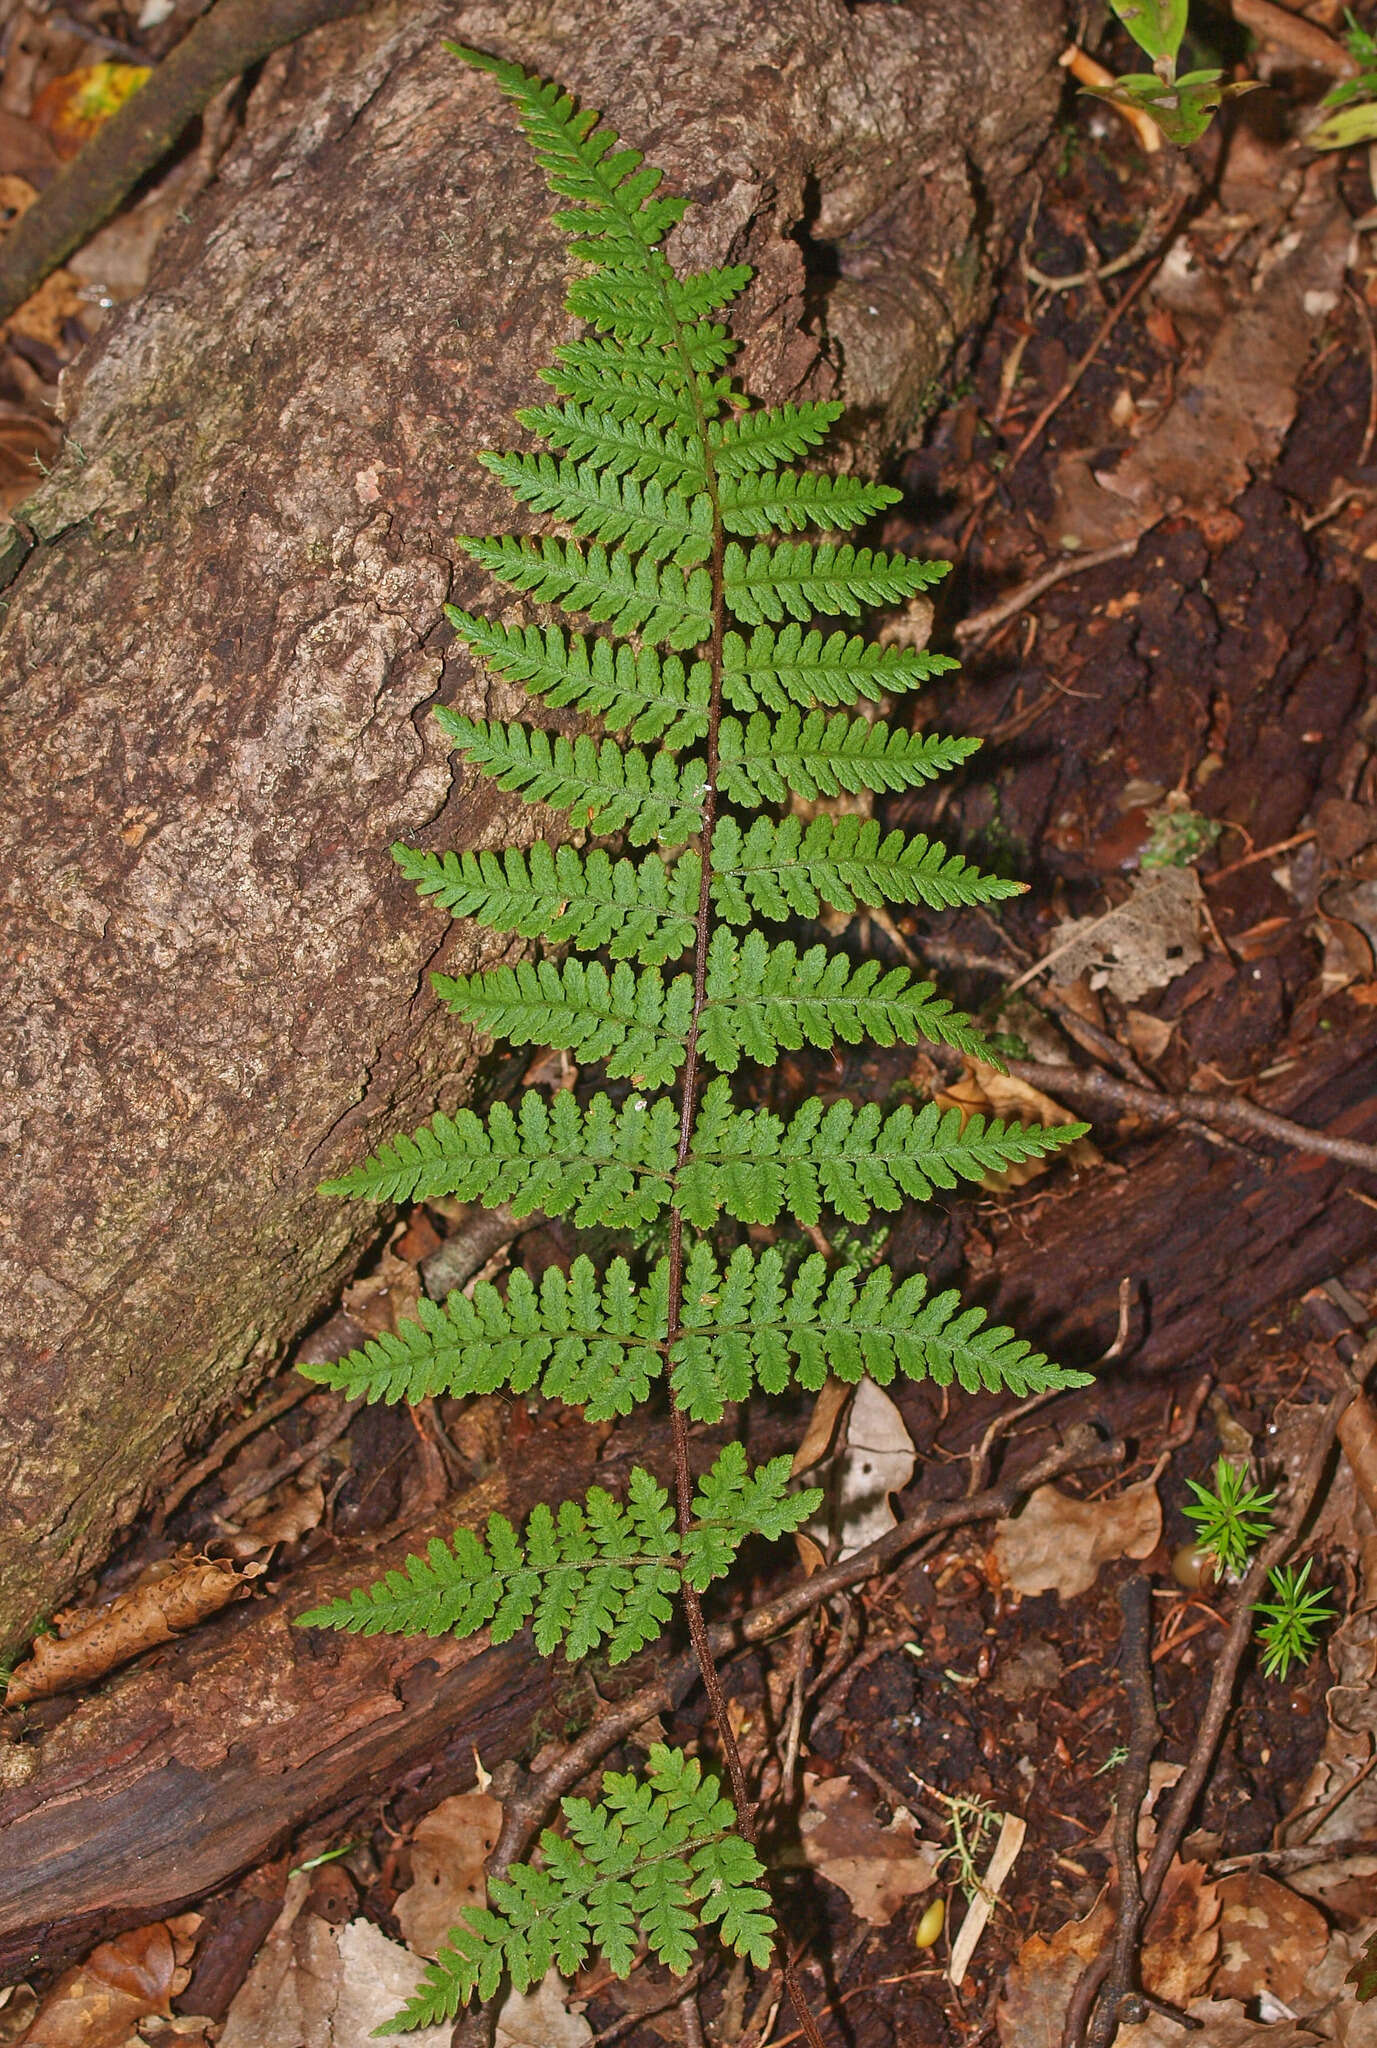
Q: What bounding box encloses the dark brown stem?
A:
[0,0,370,327]
[1007,1058,1377,1177]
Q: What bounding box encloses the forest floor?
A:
[4,4,1377,2047]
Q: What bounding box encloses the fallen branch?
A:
[1007,1057,1377,1177]
[0,0,371,327]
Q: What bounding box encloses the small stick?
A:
[1005,1057,1377,1177]
[954,538,1146,646]
[212,1393,364,1524]
[1229,0,1356,74]
[1068,1575,1159,2048]
[0,0,371,327]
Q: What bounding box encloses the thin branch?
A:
[1228,0,1356,73]
[1006,1057,1377,1177]
[954,538,1146,647]
[0,0,371,327]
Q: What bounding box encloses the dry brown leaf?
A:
[343,1239,421,1338]
[796,1773,936,1925]
[996,1896,1113,2048]
[802,1378,915,1563]
[1340,1394,1377,1522]
[1043,869,1204,1005]
[790,1378,853,1477]
[1140,1860,1219,2006]
[936,1061,1100,1189]
[6,1556,262,1703]
[1212,1871,1329,2008]
[991,1479,1161,1600]
[1117,2000,1321,2046]
[494,1972,592,2048]
[394,1790,504,1959]
[19,1923,175,2047]
[224,1480,326,1557]
[220,1888,451,2048]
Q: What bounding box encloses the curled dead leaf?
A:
[394,1790,504,1960]
[802,1378,915,1563]
[19,1923,175,2048]
[992,1479,1161,1601]
[795,1773,936,1926]
[1212,1870,1328,2008]
[6,1556,263,1704]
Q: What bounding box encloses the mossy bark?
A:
[0,0,1066,1651]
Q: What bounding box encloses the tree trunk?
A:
[4,1020,1373,1978]
[0,0,1068,1653]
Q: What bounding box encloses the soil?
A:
[2,7,1377,2048]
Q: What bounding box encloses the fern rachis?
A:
[303,43,1089,2035]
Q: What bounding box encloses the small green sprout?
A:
[1083,0,1260,148]
[1311,12,1377,151]
[1183,1457,1276,1575]
[1141,803,1223,871]
[1253,1560,1335,1680]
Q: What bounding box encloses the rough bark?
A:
[0,0,1068,1653]
[3,1022,1373,1978]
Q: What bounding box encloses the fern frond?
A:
[540,332,735,427]
[719,469,900,535]
[460,535,711,647]
[724,541,948,624]
[298,1450,819,1661]
[723,623,958,713]
[394,840,698,964]
[515,402,706,488]
[298,1253,667,1419]
[480,451,713,565]
[673,1079,1085,1227]
[699,930,993,1071]
[711,814,1020,923]
[719,710,978,804]
[708,402,843,475]
[567,263,751,342]
[444,610,709,745]
[434,709,704,845]
[670,1241,1090,1423]
[383,1744,773,2026]
[434,957,693,1089]
[320,1085,680,1223]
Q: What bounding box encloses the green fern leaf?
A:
[460,535,711,647]
[383,1743,772,2027]
[708,401,843,475]
[480,451,713,564]
[434,710,704,844]
[719,709,979,803]
[319,1085,681,1223]
[514,402,707,488]
[719,468,900,535]
[711,813,1020,923]
[394,839,698,963]
[540,332,734,427]
[699,929,994,1071]
[444,610,709,745]
[723,622,958,712]
[724,541,947,624]
[434,957,694,1089]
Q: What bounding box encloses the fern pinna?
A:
[299,44,1089,2034]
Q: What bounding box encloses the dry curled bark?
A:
[0,0,1068,1652]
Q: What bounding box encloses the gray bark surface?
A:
[0,0,1065,1650]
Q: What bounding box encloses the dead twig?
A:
[1024,212,1173,296]
[1006,1057,1377,1177]
[1065,1386,1353,2045]
[212,1393,365,1525]
[954,538,1147,647]
[1068,1575,1160,2047]
[0,0,371,327]
[1229,0,1356,74]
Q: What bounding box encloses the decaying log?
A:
[3,1015,1374,1978]
[0,0,1069,1653]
